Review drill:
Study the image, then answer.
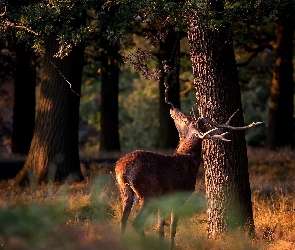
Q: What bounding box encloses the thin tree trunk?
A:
[157,28,180,150]
[266,14,294,149]
[14,33,84,184]
[188,14,254,238]
[99,38,121,152]
[11,42,36,155]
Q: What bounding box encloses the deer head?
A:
[170,104,264,145]
[170,106,233,143]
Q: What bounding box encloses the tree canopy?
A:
[2,0,291,57]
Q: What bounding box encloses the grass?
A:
[0,147,295,249]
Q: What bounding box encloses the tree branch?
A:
[236,43,274,67]
[0,5,39,35]
[2,20,39,36]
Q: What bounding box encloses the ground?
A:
[0,147,294,249]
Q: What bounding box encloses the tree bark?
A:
[266,11,294,149]
[188,14,254,238]
[14,33,84,184]
[157,28,180,149]
[11,42,36,155]
[99,37,121,152]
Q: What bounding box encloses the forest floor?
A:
[0,147,294,250]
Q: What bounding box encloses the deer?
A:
[114,102,263,249]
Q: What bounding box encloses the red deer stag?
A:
[115,105,263,249]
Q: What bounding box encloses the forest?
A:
[0,0,294,249]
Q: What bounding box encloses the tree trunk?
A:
[14,33,84,184]
[156,28,180,150]
[188,15,254,238]
[99,37,121,152]
[266,14,294,149]
[11,42,36,155]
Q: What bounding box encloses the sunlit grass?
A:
[0,147,294,249]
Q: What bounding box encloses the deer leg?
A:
[120,185,134,234]
[169,210,179,250]
[158,207,165,238]
[132,201,152,236]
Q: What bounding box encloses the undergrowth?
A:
[0,148,294,249]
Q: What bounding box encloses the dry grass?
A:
[0,147,294,249]
[249,147,295,250]
[248,147,295,193]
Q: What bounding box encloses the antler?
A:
[191,105,264,142]
[202,109,264,130]
[194,115,230,142]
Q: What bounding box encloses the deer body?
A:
[116,143,202,199]
[115,107,206,249]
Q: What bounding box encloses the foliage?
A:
[100,0,292,45]
[0,204,66,245]
[79,34,197,151]
[1,0,98,57]
[119,70,159,150]
[1,0,290,56]
[79,32,273,151]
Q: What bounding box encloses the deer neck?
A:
[174,134,202,159]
